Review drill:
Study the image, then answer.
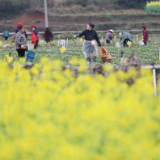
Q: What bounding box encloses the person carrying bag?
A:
[15,26,28,58]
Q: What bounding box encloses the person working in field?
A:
[13,23,28,40]
[31,26,39,49]
[75,23,102,63]
[142,26,149,45]
[15,26,28,58]
[3,29,10,41]
[120,31,132,47]
[106,29,114,43]
[42,28,54,43]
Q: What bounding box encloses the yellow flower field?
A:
[146,1,160,7]
[0,58,160,160]
[146,1,160,13]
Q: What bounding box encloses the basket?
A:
[99,47,113,63]
[26,50,36,62]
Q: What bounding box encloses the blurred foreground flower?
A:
[69,57,79,65]
[0,58,159,160]
[4,53,13,63]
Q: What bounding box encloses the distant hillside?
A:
[1,9,160,33]
[0,0,160,33]
[0,0,155,19]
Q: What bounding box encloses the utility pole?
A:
[44,0,49,28]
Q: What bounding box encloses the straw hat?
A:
[109,29,114,33]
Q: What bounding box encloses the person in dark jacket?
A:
[106,29,114,43]
[120,31,132,47]
[31,26,39,49]
[42,28,53,43]
[3,30,10,41]
[76,23,102,63]
[142,26,149,45]
[13,23,28,40]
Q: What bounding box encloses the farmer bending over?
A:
[120,31,132,47]
[3,29,10,41]
[106,29,114,43]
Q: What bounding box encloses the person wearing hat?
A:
[31,26,39,49]
[106,30,114,44]
[13,23,28,40]
[15,26,28,58]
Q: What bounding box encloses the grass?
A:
[0,34,160,65]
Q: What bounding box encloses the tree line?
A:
[0,0,157,19]
[65,0,156,9]
[0,0,43,19]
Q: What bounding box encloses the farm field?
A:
[1,33,160,65]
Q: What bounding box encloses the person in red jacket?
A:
[31,26,39,49]
[142,26,149,45]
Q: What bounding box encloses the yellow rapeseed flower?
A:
[0,59,159,160]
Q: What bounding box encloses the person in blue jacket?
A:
[3,30,10,41]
